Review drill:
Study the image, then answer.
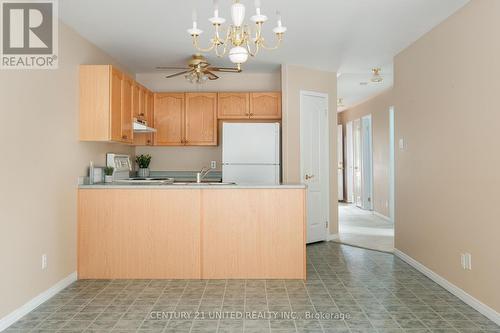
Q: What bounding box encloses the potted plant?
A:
[104,166,114,183]
[136,154,152,177]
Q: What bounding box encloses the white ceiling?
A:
[60,0,469,108]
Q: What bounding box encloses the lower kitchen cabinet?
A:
[78,189,201,279]
[201,189,306,279]
[78,187,306,279]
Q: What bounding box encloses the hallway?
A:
[338,203,394,252]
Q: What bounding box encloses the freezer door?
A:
[223,165,280,184]
[222,123,280,164]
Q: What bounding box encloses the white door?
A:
[337,124,344,201]
[300,91,329,244]
[353,119,362,207]
[345,121,354,203]
[361,115,373,210]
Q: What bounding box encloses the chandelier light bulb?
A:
[251,0,267,23]
[188,9,203,35]
[231,2,245,27]
[272,10,287,34]
[229,46,249,64]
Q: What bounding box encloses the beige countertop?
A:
[78,183,306,189]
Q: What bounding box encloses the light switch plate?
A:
[211,161,217,169]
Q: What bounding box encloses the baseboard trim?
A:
[373,211,392,222]
[327,233,339,241]
[394,249,500,326]
[0,272,77,332]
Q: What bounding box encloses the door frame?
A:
[337,124,344,201]
[299,90,330,241]
[389,107,395,223]
[361,114,374,210]
[345,121,354,203]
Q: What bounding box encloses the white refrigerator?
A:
[222,122,281,184]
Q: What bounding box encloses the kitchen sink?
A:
[172,182,236,186]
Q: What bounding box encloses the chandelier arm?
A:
[192,36,217,52]
[260,34,283,50]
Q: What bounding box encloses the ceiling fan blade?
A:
[156,66,191,70]
[208,67,242,73]
[206,71,219,80]
[166,70,192,78]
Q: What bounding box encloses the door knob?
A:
[305,174,315,180]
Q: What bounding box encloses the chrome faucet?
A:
[196,166,212,183]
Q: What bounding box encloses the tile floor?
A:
[338,203,394,253]
[4,242,499,333]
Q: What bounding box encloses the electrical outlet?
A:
[461,253,472,270]
[210,161,217,169]
[399,138,406,150]
[41,254,47,270]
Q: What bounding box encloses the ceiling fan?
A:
[156,54,242,84]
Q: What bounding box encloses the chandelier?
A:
[187,0,287,69]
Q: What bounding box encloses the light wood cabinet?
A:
[154,93,217,146]
[80,65,133,143]
[78,188,306,279]
[154,93,184,145]
[133,83,148,120]
[217,92,281,120]
[201,189,306,279]
[217,92,250,119]
[185,93,218,145]
[78,189,201,279]
[250,92,282,119]
[134,91,154,146]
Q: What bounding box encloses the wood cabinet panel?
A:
[217,93,250,119]
[79,65,111,141]
[79,65,134,143]
[154,93,184,145]
[185,93,217,145]
[201,189,306,279]
[78,189,201,279]
[120,75,134,143]
[133,91,154,146]
[110,67,123,141]
[250,92,282,119]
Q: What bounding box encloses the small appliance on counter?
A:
[106,153,173,185]
[222,123,281,184]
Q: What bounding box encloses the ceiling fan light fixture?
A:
[371,68,383,83]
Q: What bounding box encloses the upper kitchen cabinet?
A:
[134,91,155,146]
[217,93,250,119]
[250,92,282,119]
[79,65,133,143]
[154,93,184,146]
[185,93,218,146]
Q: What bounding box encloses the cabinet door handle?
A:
[305,174,315,180]
[249,113,254,116]
[122,135,128,140]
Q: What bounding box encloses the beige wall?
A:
[339,89,393,217]
[135,71,281,171]
[281,65,338,235]
[0,23,134,318]
[394,0,500,312]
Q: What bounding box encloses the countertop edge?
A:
[78,184,307,189]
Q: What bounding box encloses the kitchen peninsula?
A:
[78,184,306,280]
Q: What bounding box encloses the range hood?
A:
[133,121,156,133]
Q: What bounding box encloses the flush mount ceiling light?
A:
[337,98,345,107]
[187,0,287,70]
[371,68,383,83]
